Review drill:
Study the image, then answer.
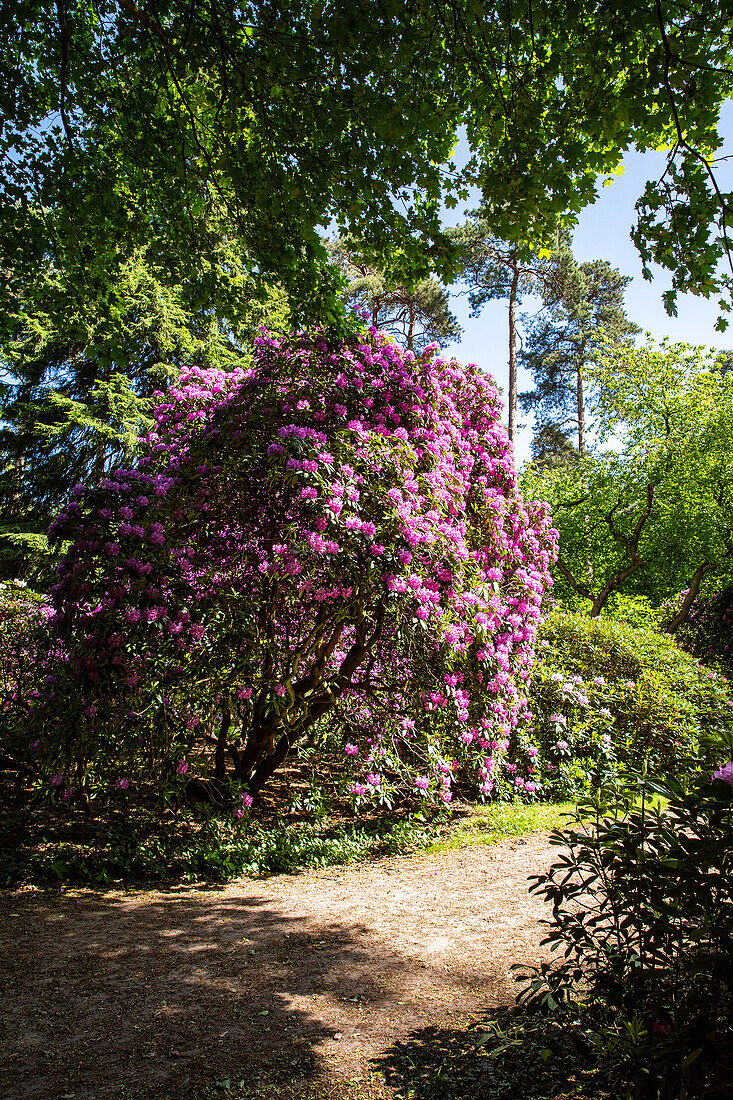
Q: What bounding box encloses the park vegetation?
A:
[2,2,733,1097]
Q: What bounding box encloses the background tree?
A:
[0,238,289,580]
[448,213,568,443]
[328,239,461,351]
[520,257,640,454]
[530,423,579,471]
[524,341,733,618]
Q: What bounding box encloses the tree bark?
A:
[577,364,586,454]
[508,258,519,444]
[407,301,415,350]
[214,697,231,781]
[662,562,714,633]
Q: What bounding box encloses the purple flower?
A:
[365,772,381,786]
[344,743,359,755]
[712,761,733,786]
[415,775,429,791]
[176,759,189,775]
[115,776,130,790]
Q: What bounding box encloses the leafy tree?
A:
[524,341,733,618]
[3,1,733,324]
[328,238,461,351]
[30,330,555,803]
[520,256,640,454]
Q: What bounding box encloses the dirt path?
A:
[0,834,558,1100]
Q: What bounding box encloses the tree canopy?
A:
[4,0,733,321]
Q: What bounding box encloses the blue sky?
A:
[442,104,733,464]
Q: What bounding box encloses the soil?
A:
[0,833,558,1100]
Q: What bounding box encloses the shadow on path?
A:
[0,838,557,1099]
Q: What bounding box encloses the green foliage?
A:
[4,1,733,326]
[529,424,579,471]
[527,612,733,799]
[598,593,664,631]
[523,340,733,615]
[517,767,733,1098]
[0,805,439,888]
[328,238,461,351]
[0,245,290,577]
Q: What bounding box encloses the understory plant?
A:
[517,758,733,1099]
[20,327,556,807]
[524,611,733,800]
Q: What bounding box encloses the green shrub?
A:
[0,583,54,769]
[525,612,733,800]
[517,764,733,1098]
[598,592,664,631]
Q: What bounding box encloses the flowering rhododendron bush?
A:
[38,329,556,805]
[672,584,733,677]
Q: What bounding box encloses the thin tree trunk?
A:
[407,302,415,350]
[214,697,232,782]
[508,260,519,444]
[577,365,586,454]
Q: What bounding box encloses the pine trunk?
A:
[577,365,586,454]
[508,261,519,444]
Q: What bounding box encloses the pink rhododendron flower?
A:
[712,761,733,786]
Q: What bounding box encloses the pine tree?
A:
[328,239,461,351]
[449,214,565,443]
[520,254,640,454]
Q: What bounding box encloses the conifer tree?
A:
[328,239,461,351]
[520,255,640,455]
[449,214,565,443]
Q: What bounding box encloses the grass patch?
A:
[431,800,576,852]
